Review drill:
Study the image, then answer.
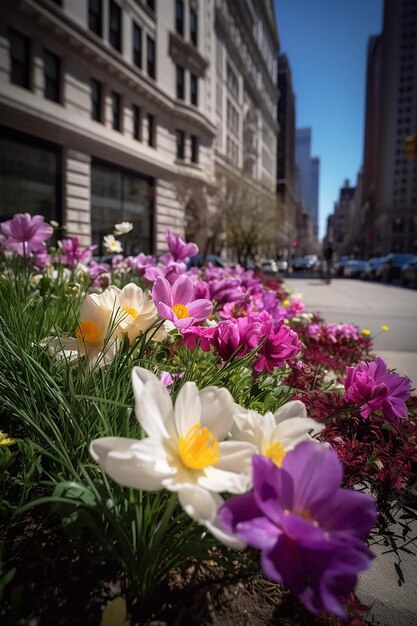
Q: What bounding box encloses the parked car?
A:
[361,257,385,280]
[261,258,278,274]
[344,259,368,278]
[292,257,306,271]
[380,253,416,282]
[303,254,318,269]
[187,254,227,268]
[334,256,350,276]
[277,260,288,272]
[400,255,417,288]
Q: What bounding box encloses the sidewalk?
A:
[285,277,417,387]
[285,277,417,625]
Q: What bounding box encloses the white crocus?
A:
[231,400,324,470]
[116,283,166,343]
[103,234,123,254]
[47,290,120,369]
[90,368,256,546]
[114,221,134,236]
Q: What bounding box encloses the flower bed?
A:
[0,215,416,626]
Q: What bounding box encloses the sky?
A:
[274,0,383,239]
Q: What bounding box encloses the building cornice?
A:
[168,32,209,77]
[17,0,217,137]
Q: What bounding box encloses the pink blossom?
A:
[181,325,216,351]
[152,275,212,330]
[134,253,156,276]
[253,317,301,373]
[1,213,53,255]
[164,228,198,261]
[344,356,411,421]
[89,261,110,279]
[60,237,96,267]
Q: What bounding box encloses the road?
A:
[285,276,417,626]
[285,276,417,387]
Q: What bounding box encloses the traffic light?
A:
[404,135,417,158]
[291,241,298,248]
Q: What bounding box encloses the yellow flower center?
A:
[178,423,220,470]
[362,329,371,336]
[264,441,286,468]
[172,303,190,319]
[76,320,100,345]
[123,306,139,319]
[283,299,291,307]
[285,507,318,525]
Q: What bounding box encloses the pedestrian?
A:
[323,244,334,284]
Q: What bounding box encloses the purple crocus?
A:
[247,314,301,374]
[219,442,377,618]
[344,356,411,421]
[1,213,53,255]
[152,275,212,330]
[60,237,96,267]
[164,228,198,262]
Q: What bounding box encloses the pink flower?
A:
[60,237,96,267]
[1,213,53,255]
[152,275,212,330]
[344,356,411,421]
[165,228,198,261]
[249,315,301,374]
[181,325,216,351]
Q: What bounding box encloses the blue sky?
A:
[274,0,383,239]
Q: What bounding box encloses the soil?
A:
[0,507,378,626]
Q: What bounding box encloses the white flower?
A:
[231,400,324,469]
[114,221,134,236]
[103,234,123,254]
[47,290,120,369]
[90,368,256,547]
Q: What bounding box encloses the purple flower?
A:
[181,325,216,351]
[152,275,212,330]
[219,442,377,618]
[88,261,110,279]
[344,356,411,421]
[249,315,301,374]
[164,228,198,262]
[134,253,156,276]
[144,261,186,284]
[211,317,261,361]
[1,213,53,255]
[60,237,96,267]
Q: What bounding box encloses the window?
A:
[109,0,122,52]
[191,134,198,163]
[91,160,154,256]
[0,129,62,227]
[227,100,239,136]
[44,50,61,103]
[190,73,198,106]
[227,63,239,101]
[133,22,142,68]
[190,7,198,46]
[111,91,121,131]
[176,0,184,36]
[133,105,141,140]
[176,65,184,99]
[147,35,155,79]
[9,29,30,89]
[91,79,103,122]
[88,0,102,37]
[147,114,155,147]
[176,129,185,159]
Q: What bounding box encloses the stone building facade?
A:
[0,0,280,255]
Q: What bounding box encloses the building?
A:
[0,0,280,257]
[295,127,319,237]
[332,179,356,257]
[362,35,383,255]
[364,0,417,255]
[276,53,297,259]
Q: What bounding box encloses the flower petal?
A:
[171,274,194,305]
[132,367,175,439]
[152,276,172,307]
[199,387,235,438]
[178,486,220,522]
[174,381,201,436]
[90,437,173,490]
[274,400,308,422]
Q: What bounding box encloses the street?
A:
[285,277,417,387]
[285,276,417,626]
